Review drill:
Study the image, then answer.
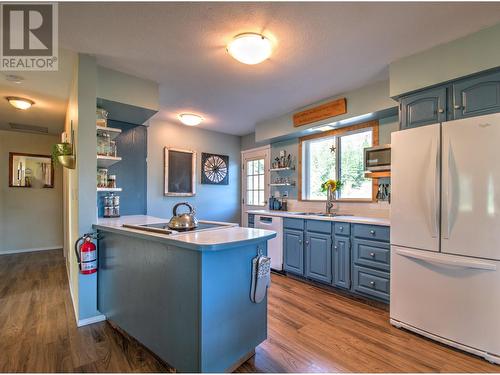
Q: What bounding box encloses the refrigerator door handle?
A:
[429,138,439,238]
[395,248,497,271]
[442,141,452,240]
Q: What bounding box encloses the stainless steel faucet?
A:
[326,190,335,214]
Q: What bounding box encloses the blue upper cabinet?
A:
[453,70,500,119]
[283,229,304,275]
[400,86,447,129]
[333,235,350,289]
[305,232,332,284]
[398,68,500,130]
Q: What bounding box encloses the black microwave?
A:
[364,144,391,172]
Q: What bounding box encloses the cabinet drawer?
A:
[306,220,332,234]
[352,266,390,302]
[353,239,390,272]
[353,224,389,242]
[334,222,350,236]
[284,218,304,230]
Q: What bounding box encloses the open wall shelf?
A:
[97,155,122,168]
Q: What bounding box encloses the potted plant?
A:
[52,142,76,169]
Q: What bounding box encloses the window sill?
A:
[299,198,375,203]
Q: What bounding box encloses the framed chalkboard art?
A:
[164,148,196,196]
[201,152,229,185]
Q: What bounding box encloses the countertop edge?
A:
[246,210,390,226]
[93,223,277,251]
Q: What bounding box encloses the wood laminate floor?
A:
[0,249,498,373]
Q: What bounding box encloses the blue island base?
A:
[97,230,269,373]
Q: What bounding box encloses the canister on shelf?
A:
[104,205,112,217]
[97,168,108,188]
[109,140,117,157]
[112,205,120,217]
[108,175,117,188]
[112,194,120,207]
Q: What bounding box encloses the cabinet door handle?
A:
[438,108,444,113]
[370,230,376,235]
[298,239,302,244]
[454,104,462,110]
[370,281,376,287]
[334,245,338,250]
[305,240,309,245]
[339,226,343,231]
[369,252,375,257]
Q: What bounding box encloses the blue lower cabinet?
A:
[333,236,350,289]
[305,232,332,284]
[283,229,304,275]
[352,265,390,302]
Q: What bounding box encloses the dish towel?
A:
[250,250,271,303]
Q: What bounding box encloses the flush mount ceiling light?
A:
[227,33,272,65]
[178,113,203,126]
[6,96,34,110]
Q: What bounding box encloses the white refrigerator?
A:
[390,113,500,365]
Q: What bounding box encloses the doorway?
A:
[241,146,270,226]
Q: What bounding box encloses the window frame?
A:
[298,120,379,202]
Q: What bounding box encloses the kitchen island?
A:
[93,215,276,373]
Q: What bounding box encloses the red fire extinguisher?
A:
[75,233,97,274]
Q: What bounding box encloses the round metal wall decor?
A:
[201,152,229,185]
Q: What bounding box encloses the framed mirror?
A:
[164,147,196,196]
[9,152,54,188]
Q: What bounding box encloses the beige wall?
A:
[0,130,63,253]
[389,22,500,97]
[97,66,159,111]
[255,80,398,143]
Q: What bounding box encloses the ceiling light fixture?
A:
[178,113,203,126]
[227,33,272,65]
[4,74,24,84]
[6,96,34,110]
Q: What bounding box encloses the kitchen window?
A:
[299,120,378,201]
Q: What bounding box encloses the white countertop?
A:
[94,215,277,251]
[246,210,390,226]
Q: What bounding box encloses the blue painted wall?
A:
[97,120,147,217]
[147,119,241,223]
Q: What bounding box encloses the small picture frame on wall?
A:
[164,147,196,196]
[201,152,229,185]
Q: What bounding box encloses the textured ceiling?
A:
[58,2,500,135]
[0,49,76,135]
[19,2,500,136]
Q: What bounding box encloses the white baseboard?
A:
[0,246,63,255]
[68,280,107,327]
[77,314,106,327]
[68,279,79,326]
